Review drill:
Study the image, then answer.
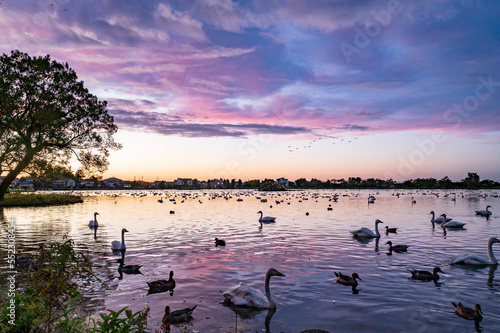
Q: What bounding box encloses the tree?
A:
[462,172,480,189]
[0,50,121,200]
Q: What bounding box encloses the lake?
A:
[1,189,500,332]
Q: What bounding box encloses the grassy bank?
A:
[0,193,83,207]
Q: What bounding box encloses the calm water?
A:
[1,189,500,332]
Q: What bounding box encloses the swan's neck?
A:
[487,207,491,213]
[264,272,275,307]
[374,222,380,237]
[430,212,435,222]
[94,213,98,222]
[488,239,497,264]
[121,231,126,248]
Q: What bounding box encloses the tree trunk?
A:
[0,151,35,201]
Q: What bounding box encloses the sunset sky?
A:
[1,0,500,182]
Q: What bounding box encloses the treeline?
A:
[245,173,499,190]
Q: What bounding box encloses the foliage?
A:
[91,307,149,333]
[0,193,83,207]
[0,238,94,333]
[0,50,121,200]
[0,238,149,333]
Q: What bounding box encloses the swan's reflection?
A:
[224,305,276,333]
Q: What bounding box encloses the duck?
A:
[116,258,142,274]
[350,219,383,238]
[258,211,276,224]
[408,267,444,280]
[334,272,361,287]
[111,228,128,251]
[88,212,99,227]
[386,241,410,252]
[147,271,176,292]
[429,211,452,224]
[385,226,398,233]
[162,305,197,326]
[215,237,226,246]
[440,214,466,228]
[158,197,163,203]
[451,237,499,265]
[222,268,285,308]
[475,205,492,217]
[451,302,483,321]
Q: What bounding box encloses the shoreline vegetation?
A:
[0,193,83,207]
[0,238,149,332]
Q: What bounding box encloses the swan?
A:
[386,241,410,252]
[222,268,285,308]
[451,237,500,265]
[258,211,276,224]
[475,205,492,217]
[111,228,128,251]
[440,214,466,228]
[408,267,444,280]
[451,302,483,321]
[350,219,383,238]
[334,272,361,287]
[88,212,99,227]
[429,211,451,224]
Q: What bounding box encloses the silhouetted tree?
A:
[0,50,120,200]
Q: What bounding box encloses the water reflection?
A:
[2,189,499,332]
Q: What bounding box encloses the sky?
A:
[1,0,500,182]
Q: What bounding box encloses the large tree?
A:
[0,50,121,200]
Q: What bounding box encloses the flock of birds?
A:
[345,204,497,324]
[84,191,498,331]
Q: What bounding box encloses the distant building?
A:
[277,177,289,188]
[103,177,123,188]
[176,178,195,188]
[80,179,95,187]
[20,178,35,188]
[209,179,223,188]
[198,180,208,189]
[53,178,76,188]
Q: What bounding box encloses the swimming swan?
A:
[429,211,451,224]
[440,214,466,228]
[258,211,276,224]
[89,212,99,227]
[350,219,383,238]
[111,228,128,251]
[222,268,285,308]
[475,205,492,217]
[451,237,500,265]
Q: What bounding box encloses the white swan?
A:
[350,219,383,238]
[222,268,285,308]
[88,212,99,227]
[440,214,466,228]
[451,237,500,265]
[475,205,492,217]
[429,211,451,224]
[111,228,128,251]
[258,211,276,223]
